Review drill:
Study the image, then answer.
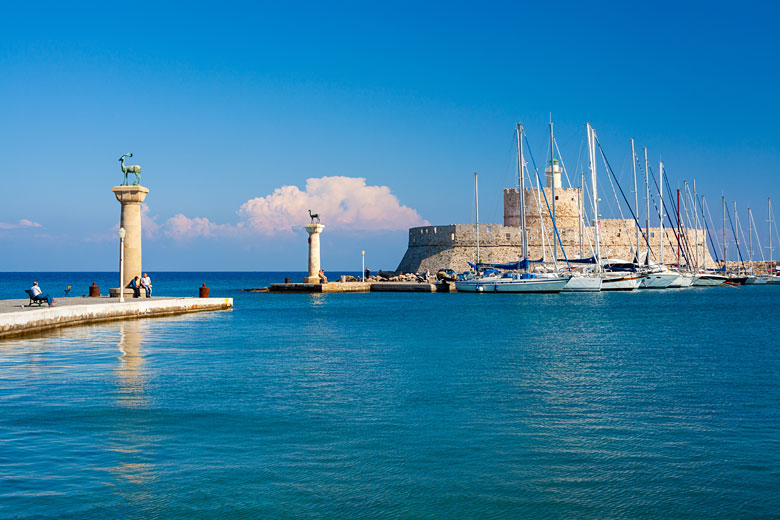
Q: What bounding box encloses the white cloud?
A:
[239,176,426,234]
[0,219,42,230]
[163,214,239,239]
[159,176,427,240]
[141,204,160,238]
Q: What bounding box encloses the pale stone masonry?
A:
[113,185,149,290]
[396,187,715,273]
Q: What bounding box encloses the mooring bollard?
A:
[89,282,100,297]
[199,283,209,298]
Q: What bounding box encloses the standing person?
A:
[140,272,152,298]
[127,276,141,298]
[29,281,55,306]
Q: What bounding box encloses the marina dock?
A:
[268,281,454,293]
[0,296,233,339]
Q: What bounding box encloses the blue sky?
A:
[1,1,779,271]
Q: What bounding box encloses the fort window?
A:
[434,227,437,233]
[555,196,559,200]
[451,233,455,240]
[506,233,510,240]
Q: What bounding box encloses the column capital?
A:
[304,223,325,235]
[113,185,149,204]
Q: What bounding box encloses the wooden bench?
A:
[24,289,45,307]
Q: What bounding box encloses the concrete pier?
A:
[0,296,233,339]
[268,281,453,293]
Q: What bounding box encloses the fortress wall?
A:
[397,221,715,273]
[396,186,715,273]
[504,188,581,227]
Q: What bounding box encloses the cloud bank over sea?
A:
[159,176,427,239]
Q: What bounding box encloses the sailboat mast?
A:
[516,123,528,270]
[677,188,681,267]
[588,123,601,272]
[474,172,479,265]
[748,207,754,272]
[644,148,650,263]
[549,119,558,273]
[702,195,709,268]
[769,198,774,269]
[577,170,585,258]
[693,180,699,271]
[722,196,727,270]
[734,200,740,273]
[631,139,639,262]
[659,161,664,265]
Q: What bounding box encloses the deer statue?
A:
[308,209,321,224]
[119,153,142,186]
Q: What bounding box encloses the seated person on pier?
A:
[319,269,328,283]
[28,281,55,307]
[127,276,141,298]
[140,272,152,298]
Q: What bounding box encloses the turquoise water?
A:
[1,273,779,519]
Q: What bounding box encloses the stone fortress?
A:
[396,162,715,273]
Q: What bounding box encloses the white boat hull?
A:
[669,274,694,288]
[641,272,678,289]
[601,275,644,291]
[744,276,769,285]
[455,277,570,293]
[767,275,780,284]
[562,276,602,292]
[692,274,728,286]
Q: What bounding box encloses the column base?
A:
[304,277,321,284]
[109,288,141,297]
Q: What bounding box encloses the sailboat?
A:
[638,151,678,289]
[744,206,769,284]
[586,124,643,291]
[768,198,780,284]
[454,123,570,293]
[723,198,749,285]
[547,121,602,292]
[691,194,729,286]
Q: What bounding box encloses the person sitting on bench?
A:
[140,272,152,298]
[127,276,141,298]
[29,281,54,307]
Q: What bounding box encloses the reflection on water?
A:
[107,321,156,493]
[116,320,147,407]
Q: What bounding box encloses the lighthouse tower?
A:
[545,158,562,189]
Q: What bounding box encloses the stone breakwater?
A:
[0,297,233,339]
[269,281,453,293]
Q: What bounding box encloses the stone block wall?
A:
[395,186,716,273]
[396,223,715,273]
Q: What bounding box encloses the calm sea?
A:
[1,272,778,519]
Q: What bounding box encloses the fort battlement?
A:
[396,187,715,273]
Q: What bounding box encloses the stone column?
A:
[304,224,325,283]
[112,185,149,292]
